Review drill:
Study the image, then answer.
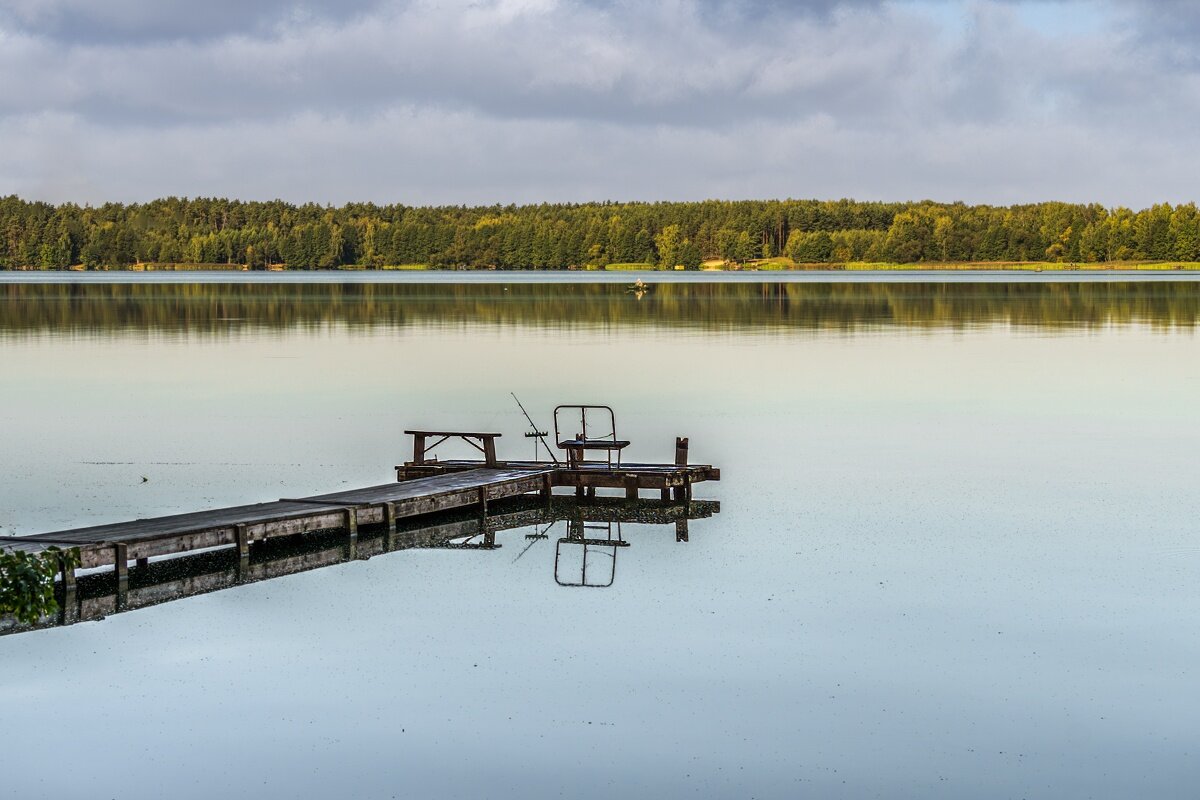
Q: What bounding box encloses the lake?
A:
[2,278,1198,798]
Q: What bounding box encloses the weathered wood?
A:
[406,430,502,466]
[235,523,249,559]
[114,543,128,582]
[58,552,76,593]
[11,453,718,577]
[675,437,689,466]
[345,508,358,559]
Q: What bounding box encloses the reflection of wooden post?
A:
[676,518,689,543]
[625,475,638,500]
[660,487,670,501]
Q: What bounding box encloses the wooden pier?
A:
[2,428,719,601]
[2,496,720,635]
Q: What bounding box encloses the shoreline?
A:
[3,269,1200,284]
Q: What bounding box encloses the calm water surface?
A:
[1,281,1198,799]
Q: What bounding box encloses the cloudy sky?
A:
[0,0,1196,207]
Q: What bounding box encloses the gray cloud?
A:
[0,0,1197,207]
[0,0,384,43]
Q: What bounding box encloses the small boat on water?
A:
[627,278,652,295]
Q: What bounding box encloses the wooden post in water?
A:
[345,508,358,559]
[113,542,129,610]
[383,502,397,552]
[675,437,689,467]
[673,437,690,501]
[625,475,639,500]
[235,523,250,578]
[113,542,128,584]
[59,552,76,594]
[58,551,78,625]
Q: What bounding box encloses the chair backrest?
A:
[553,405,617,444]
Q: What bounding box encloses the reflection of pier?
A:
[1,497,719,635]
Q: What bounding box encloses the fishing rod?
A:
[511,392,560,465]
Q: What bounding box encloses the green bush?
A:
[0,547,79,625]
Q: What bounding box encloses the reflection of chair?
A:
[553,405,630,468]
[553,518,629,588]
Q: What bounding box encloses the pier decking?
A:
[3,446,720,595]
[2,496,721,635]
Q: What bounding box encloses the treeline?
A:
[2,195,1200,270]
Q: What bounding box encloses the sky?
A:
[0,0,1196,208]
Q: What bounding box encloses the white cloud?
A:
[0,0,1197,207]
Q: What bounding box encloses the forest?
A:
[2,195,1199,270]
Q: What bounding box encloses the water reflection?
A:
[1,495,719,636]
[553,519,629,588]
[3,281,1200,335]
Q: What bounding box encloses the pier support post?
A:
[625,475,639,500]
[113,542,128,584]
[542,474,553,507]
[345,509,358,559]
[478,487,488,519]
[675,437,689,466]
[383,502,397,552]
[58,551,78,625]
[113,542,129,610]
[660,487,671,502]
[58,552,76,595]
[235,523,250,556]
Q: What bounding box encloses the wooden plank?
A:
[8,461,713,572]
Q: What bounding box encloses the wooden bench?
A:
[405,430,502,466]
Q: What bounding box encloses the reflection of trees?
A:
[1,281,1198,335]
